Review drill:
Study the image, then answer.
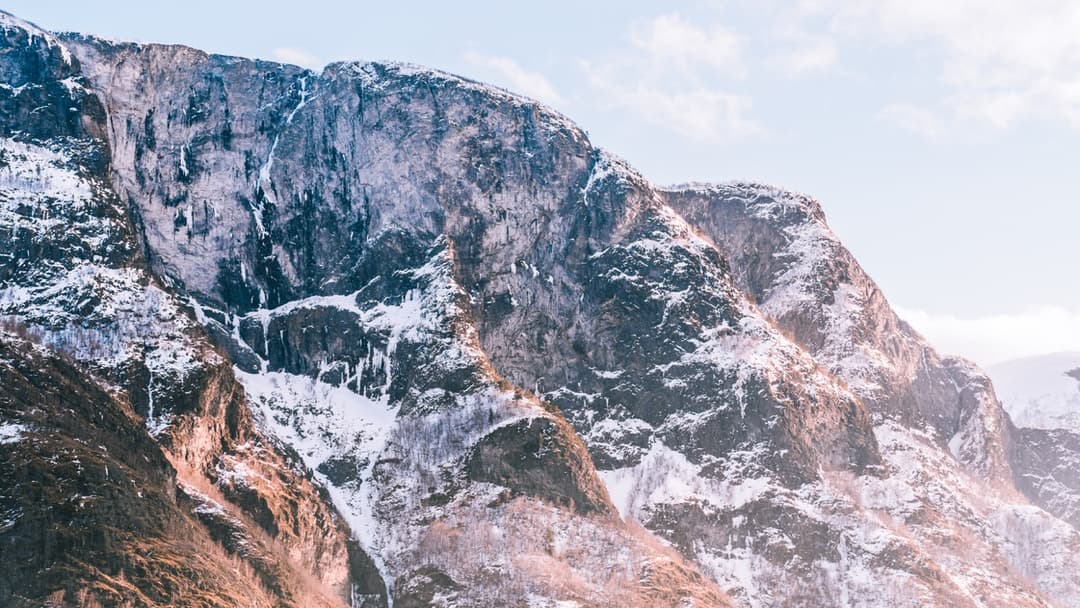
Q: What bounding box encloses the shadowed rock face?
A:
[465,416,615,516]
[4,8,1080,608]
[0,334,356,608]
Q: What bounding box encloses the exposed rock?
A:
[1011,427,1080,530]
[663,182,1015,483]
[0,333,340,607]
[465,416,614,516]
[392,566,463,608]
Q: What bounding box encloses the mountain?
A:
[989,352,1080,433]
[988,353,1080,532]
[2,9,1079,607]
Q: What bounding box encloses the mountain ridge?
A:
[2,9,1079,607]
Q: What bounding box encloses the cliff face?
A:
[664,183,1016,482]
[1,12,733,607]
[0,13,383,608]
[2,9,1080,608]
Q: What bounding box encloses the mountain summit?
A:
[2,10,1079,608]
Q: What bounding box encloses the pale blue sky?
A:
[7,0,1079,364]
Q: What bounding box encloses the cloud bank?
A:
[271,47,324,70]
[463,52,564,107]
[897,305,1080,366]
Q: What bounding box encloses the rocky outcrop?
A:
[1011,426,1080,530]
[0,332,348,607]
[465,416,614,516]
[663,183,1016,484]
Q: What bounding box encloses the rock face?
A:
[663,183,1016,483]
[0,334,354,607]
[0,12,382,608]
[3,8,1080,608]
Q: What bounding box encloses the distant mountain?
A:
[3,8,1080,608]
[988,352,1080,432]
[988,353,1080,532]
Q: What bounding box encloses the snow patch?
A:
[0,421,28,444]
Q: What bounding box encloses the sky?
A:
[6,0,1079,366]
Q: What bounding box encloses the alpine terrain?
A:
[1,10,1078,608]
[989,353,1080,533]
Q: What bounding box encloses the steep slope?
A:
[662,182,1080,605]
[0,12,385,607]
[0,331,351,607]
[664,183,1015,483]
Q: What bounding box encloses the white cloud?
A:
[771,36,837,76]
[896,305,1080,367]
[271,47,324,70]
[766,11,840,77]
[580,59,760,142]
[463,52,564,106]
[877,103,944,139]
[578,13,759,142]
[628,13,745,76]
[802,0,1080,129]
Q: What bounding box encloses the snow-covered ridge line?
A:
[0,10,74,67]
[664,181,827,220]
[341,60,582,136]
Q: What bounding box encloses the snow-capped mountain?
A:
[989,352,1080,433]
[2,9,1079,608]
[989,353,1080,532]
